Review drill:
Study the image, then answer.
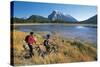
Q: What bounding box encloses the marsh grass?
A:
[11,30,97,66]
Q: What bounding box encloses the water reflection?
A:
[76,26,86,29]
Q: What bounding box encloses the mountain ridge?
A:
[12,11,97,24]
[80,15,97,24]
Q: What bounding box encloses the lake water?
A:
[14,24,97,46]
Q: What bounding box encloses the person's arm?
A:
[33,37,37,44]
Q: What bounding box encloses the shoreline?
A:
[12,23,97,27]
[14,30,97,47]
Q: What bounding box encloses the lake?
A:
[14,24,97,46]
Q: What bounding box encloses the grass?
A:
[11,30,97,66]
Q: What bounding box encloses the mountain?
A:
[27,15,48,21]
[12,11,97,24]
[27,15,50,23]
[48,10,78,22]
[80,15,97,24]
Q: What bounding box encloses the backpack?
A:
[25,35,29,43]
[44,39,49,47]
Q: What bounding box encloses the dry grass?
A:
[11,30,97,66]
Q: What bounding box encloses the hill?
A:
[80,15,97,24]
[27,15,50,23]
[12,30,97,65]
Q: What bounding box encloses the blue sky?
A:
[12,1,97,21]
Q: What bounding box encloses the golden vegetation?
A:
[12,30,97,66]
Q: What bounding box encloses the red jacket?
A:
[27,35,36,45]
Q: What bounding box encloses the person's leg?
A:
[28,44,33,57]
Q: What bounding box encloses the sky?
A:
[12,1,97,21]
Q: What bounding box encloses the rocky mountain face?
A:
[48,10,78,22]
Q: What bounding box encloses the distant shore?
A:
[12,23,97,27]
